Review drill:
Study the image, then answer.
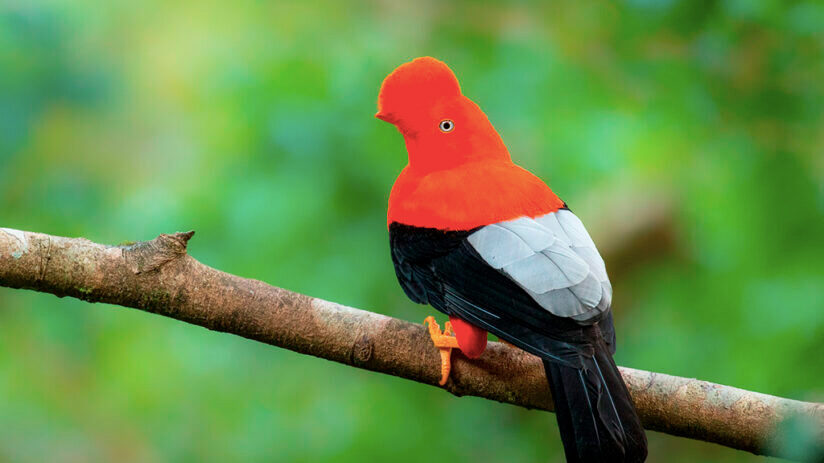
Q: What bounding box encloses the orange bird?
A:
[377,57,647,462]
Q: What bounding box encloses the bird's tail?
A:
[543,338,647,462]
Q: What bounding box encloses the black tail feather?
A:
[544,339,647,462]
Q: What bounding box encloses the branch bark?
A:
[0,228,821,461]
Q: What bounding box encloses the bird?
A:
[376,57,648,462]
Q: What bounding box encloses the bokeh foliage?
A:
[1,0,822,461]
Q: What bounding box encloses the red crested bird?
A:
[376,57,648,462]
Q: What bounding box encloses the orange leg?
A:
[423,316,459,385]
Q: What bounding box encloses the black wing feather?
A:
[389,221,647,461]
[389,223,604,367]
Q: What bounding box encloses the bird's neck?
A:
[402,130,511,174]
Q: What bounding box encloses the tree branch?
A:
[1,228,821,460]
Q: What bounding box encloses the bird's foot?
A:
[423,316,459,386]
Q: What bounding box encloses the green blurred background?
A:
[1,0,822,461]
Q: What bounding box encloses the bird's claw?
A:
[423,316,459,386]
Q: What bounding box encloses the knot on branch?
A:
[352,334,374,365]
[122,231,195,274]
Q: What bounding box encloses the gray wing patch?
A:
[535,210,596,248]
[572,245,608,282]
[468,211,612,322]
[466,224,534,269]
[502,244,589,293]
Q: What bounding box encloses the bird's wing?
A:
[389,209,612,367]
[467,209,612,321]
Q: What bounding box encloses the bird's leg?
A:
[423,316,459,385]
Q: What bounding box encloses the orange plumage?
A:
[378,57,564,231]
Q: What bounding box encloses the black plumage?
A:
[389,221,647,463]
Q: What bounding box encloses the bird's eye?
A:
[438,119,454,133]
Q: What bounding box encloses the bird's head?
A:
[376,57,510,172]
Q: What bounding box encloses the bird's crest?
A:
[376,57,461,123]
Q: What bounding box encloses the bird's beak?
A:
[375,111,396,124]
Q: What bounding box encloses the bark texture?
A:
[0,228,821,460]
